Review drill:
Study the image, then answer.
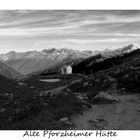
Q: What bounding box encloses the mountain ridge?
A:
[73,44,140,75]
[0,60,24,80]
[0,48,92,75]
[0,44,137,75]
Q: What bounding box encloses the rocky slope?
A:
[0,60,24,80]
[73,44,138,74]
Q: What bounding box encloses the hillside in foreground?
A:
[0,44,140,129]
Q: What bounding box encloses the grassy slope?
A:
[0,74,87,130]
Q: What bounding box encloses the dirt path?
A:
[71,93,140,130]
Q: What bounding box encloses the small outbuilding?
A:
[61,65,72,74]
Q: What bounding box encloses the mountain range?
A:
[0,44,138,78]
[0,48,93,75]
[73,44,139,74]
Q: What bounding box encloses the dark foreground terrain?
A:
[1,46,140,130]
[0,71,140,130]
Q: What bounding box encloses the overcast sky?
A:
[0,10,140,53]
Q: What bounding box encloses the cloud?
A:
[0,10,140,52]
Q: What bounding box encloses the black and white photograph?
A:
[0,10,140,130]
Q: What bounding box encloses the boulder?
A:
[14,108,22,114]
[77,95,84,100]
[59,117,69,122]
[8,117,13,122]
[30,86,35,89]
[43,102,48,106]
[83,82,89,88]
[122,74,129,79]
[4,93,13,99]
[0,108,6,113]
[92,91,120,103]
[18,82,27,86]
[59,117,73,125]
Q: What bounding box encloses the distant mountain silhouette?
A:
[73,44,139,75]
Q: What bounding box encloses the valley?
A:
[0,44,140,130]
